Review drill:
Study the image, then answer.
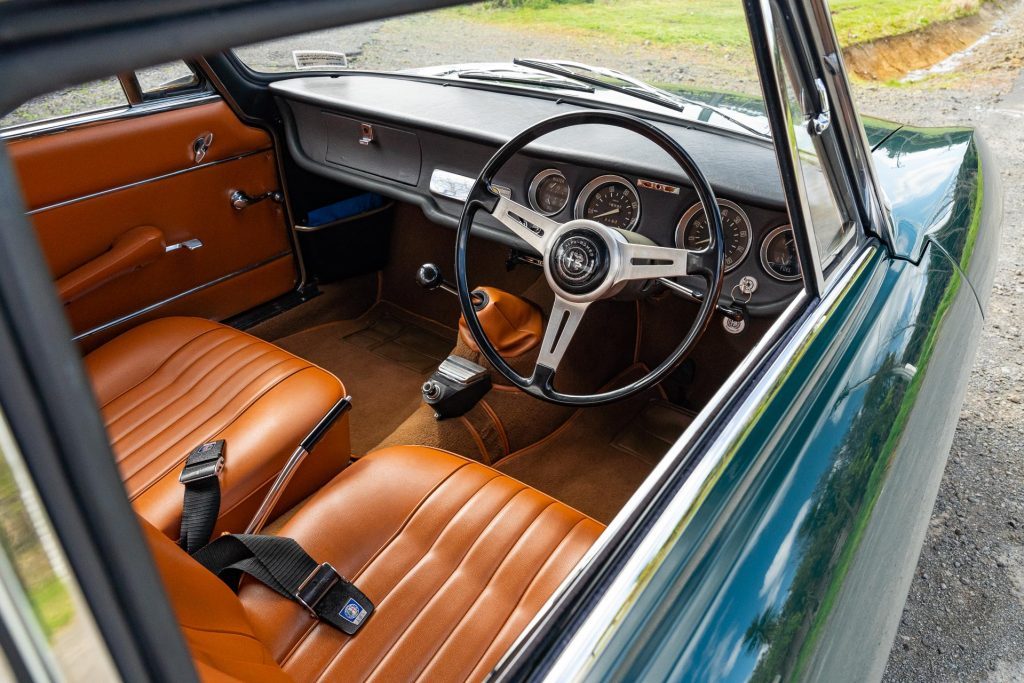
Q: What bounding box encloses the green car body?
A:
[585,125,1000,681]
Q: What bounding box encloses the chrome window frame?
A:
[1,64,218,144]
[492,0,890,678]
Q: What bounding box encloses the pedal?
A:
[422,355,491,419]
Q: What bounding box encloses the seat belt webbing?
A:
[192,533,374,635]
[177,440,225,554]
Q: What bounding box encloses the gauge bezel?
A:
[759,224,802,282]
[573,174,641,231]
[528,168,570,216]
[675,198,752,273]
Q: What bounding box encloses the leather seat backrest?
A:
[139,518,291,682]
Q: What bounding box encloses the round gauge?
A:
[675,199,752,273]
[575,175,641,231]
[529,169,570,216]
[760,225,802,281]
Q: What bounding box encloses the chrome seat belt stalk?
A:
[245,396,352,535]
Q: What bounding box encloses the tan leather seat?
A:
[85,316,350,539]
[142,445,604,681]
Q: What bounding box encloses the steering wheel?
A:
[456,110,725,406]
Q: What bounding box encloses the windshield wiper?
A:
[455,69,594,93]
[513,58,769,139]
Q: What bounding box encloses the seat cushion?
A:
[140,517,292,682]
[85,316,350,538]
[239,445,604,682]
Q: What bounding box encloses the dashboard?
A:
[270,74,803,315]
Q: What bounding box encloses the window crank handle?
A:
[230,189,283,210]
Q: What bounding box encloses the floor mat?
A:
[495,395,693,524]
[274,305,454,455]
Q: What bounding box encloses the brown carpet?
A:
[495,393,693,524]
[274,303,455,455]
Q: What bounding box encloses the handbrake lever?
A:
[245,395,352,535]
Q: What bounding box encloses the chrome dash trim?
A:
[70,251,291,343]
[1,91,221,142]
[25,149,270,216]
[534,244,876,681]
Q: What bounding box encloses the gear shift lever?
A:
[415,262,458,296]
[416,263,484,306]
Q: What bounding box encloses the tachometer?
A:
[575,175,640,231]
[529,169,570,216]
[675,199,752,273]
[760,225,802,281]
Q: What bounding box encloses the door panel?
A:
[8,100,295,350]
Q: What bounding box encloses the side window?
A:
[131,61,203,101]
[1,61,207,133]
[0,77,128,129]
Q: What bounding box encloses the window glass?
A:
[782,75,850,269]
[0,412,118,681]
[0,77,126,129]
[135,60,200,98]
[233,3,770,139]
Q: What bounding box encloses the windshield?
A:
[233,1,768,138]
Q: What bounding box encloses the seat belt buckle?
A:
[295,562,341,618]
[179,440,225,484]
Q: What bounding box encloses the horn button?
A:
[548,228,611,295]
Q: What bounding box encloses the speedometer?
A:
[675,199,752,273]
[575,175,640,231]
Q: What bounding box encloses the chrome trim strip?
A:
[25,149,269,216]
[70,251,291,342]
[537,244,875,680]
[675,198,753,273]
[573,174,640,231]
[1,92,221,142]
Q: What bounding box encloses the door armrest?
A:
[56,226,165,304]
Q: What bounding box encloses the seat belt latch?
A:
[180,440,225,484]
[295,562,340,618]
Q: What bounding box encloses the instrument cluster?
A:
[524,167,802,290]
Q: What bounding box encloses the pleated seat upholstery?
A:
[141,445,604,681]
[85,316,350,538]
[238,446,603,681]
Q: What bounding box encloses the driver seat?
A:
[144,445,603,681]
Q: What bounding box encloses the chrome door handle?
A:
[230,189,283,211]
[165,238,203,253]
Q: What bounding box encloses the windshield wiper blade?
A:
[456,70,594,92]
[514,57,769,139]
[515,57,684,111]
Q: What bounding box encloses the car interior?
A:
[3,27,808,679]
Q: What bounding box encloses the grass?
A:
[455,0,989,51]
[28,576,75,638]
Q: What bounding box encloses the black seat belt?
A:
[177,440,225,554]
[193,533,374,635]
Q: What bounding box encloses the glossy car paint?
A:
[582,126,999,681]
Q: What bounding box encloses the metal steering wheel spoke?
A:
[534,297,591,378]
[616,241,692,282]
[490,194,560,255]
[456,109,725,406]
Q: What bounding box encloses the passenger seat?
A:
[84,317,350,539]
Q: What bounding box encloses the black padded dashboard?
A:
[272,74,800,312]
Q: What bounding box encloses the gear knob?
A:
[416,263,444,290]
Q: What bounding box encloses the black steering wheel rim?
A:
[455,109,725,407]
